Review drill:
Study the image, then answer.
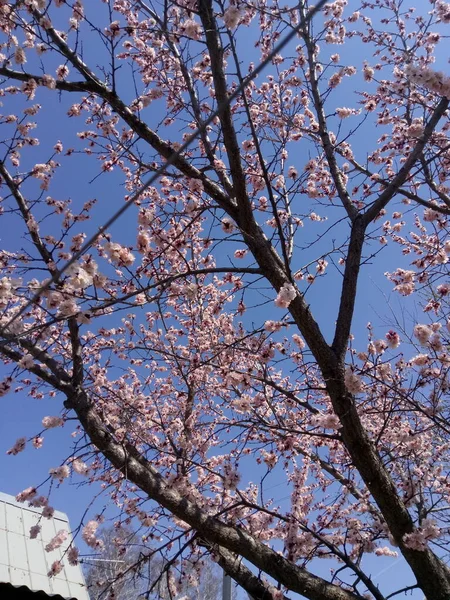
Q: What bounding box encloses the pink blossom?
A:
[48,560,63,577]
[67,546,79,566]
[14,47,27,65]
[72,458,89,476]
[221,218,235,233]
[292,334,305,349]
[264,320,283,332]
[42,505,55,519]
[16,487,37,503]
[414,324,433,345]
[49,465,70,482]
[345,367,364,394]
[42,416,64,429]
[56,65,69,80]
[312,413,341,430]
[287,166,298,179]
[7,437,26,455]
[182,19,202,40]
[234,249,247,259]
[385,330,400,349]
[0,377,12,397]
[82,520,103,548]
[45,529,68,552]
[410,354,429,366]
[29,525,41,539]
[223,6,241,29]
[275,283,296,308]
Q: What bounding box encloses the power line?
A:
[0,0,327,337]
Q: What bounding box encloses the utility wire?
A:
[0,0,327,337]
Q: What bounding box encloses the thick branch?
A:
[363,97,449,224]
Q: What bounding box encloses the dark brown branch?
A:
[363,97,449,224]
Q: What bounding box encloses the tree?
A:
[1,0,450,599]
[83,525,145,600]
[83,525,225,600]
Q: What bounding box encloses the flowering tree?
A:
[2,0,450,598]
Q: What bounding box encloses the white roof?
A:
[0,491,89,599]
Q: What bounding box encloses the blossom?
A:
[45,530,68,552]
[16,487,37,503]
[56,65,69,80]
[403,520,440,551]
[345,367,364,394]
[221,218,235,233]
[336,107,353,118]
[82,520,103,548]
[414,324,433,345]
[0,377,12,397]
[287,166,298,179]
[49,465,70,482]
[292,334,305,349]
[375,546,398,557]
[182,19,202,40]
[385,330,400,349]
[275,283,296,308]
[7,437,26,455]
[42,416,64,429]
[264,320,283,332]
[48,561,63,577]
[436,1,450,23]
[19,353,34,369]
[312,413,341,430]
[410,354,429,366]
[363,63,374,81]
[234,249,247,259]
[223,6,241,29]
[67,546,79,566]
[40,74,56,89]
[105,242,135,267]
[405,63,450,98]
[42,505,54,519]
[29,525,41,539]
[72,458,89,476]
[14,47,26,65]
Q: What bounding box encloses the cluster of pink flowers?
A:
[45,530,68,552]
[0,377,12,397]
[71,458,89,476]
[344,367,364,394]
[385,330,400,349]
[49,465,70,482]
[42,416,64,429]
[181,19,202,40]
[48,561,63,577]
[413,324,433,345]
[311,413,341,430]
[67,546,79,566]
[7,437,26,455]
[264,320,283,332]
[405,64,450,98]
[82,520,103,548]
[403,520,441,551]
[275,283,296,308]
[104,242,135,267]
[29,525,41,539]
[223,5,241,29]
[436,1,450,23]
[16,487,37,503]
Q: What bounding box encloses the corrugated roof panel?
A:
[0,492,90,600]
